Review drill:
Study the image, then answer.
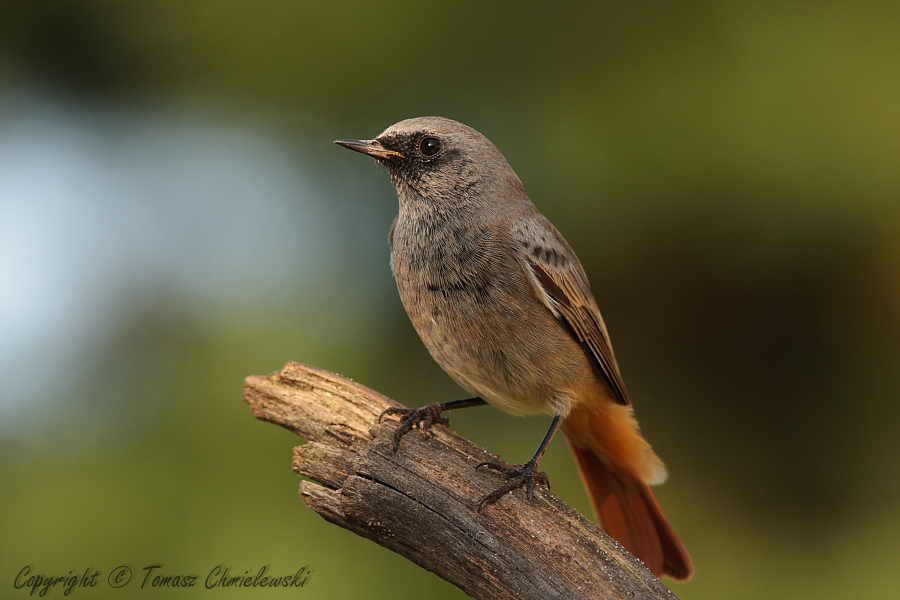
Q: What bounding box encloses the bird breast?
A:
[390,208,596,417]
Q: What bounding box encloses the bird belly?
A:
[397,272,595,418]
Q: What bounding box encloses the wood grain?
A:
[244,362,679,600]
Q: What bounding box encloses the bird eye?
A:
[419,136,442,156]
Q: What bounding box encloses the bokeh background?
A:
[2,2,898,598]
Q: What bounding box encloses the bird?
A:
[334,116,694,580]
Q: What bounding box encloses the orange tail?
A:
[563,404,694,580]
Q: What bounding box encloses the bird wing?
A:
[514,218,631,405]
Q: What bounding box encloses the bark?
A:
[244,362,679,600]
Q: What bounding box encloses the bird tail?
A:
[563,403,694,580]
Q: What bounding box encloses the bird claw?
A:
[379,403,450,452]
[476,459,550,511]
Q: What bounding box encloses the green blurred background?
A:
[2,1,898,598]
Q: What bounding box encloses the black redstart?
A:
[335,117,694,579]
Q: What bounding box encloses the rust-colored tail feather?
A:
[567,440,694,579]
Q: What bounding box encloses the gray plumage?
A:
[334,117,694,580]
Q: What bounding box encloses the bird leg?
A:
[380,397,487,452]
[477,414,562,510]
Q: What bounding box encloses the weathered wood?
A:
[244,362,679,600]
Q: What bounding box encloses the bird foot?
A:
[476,459,550,511]
[379,403,450,452]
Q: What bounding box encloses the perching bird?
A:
[335,117,694,579]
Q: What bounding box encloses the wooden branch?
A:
[244,362,679,600]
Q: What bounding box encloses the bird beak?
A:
[334,138,405,160]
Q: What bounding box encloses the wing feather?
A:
[514,218,631,405]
